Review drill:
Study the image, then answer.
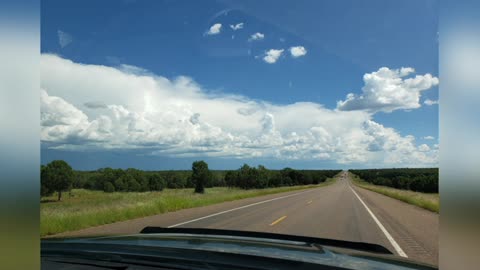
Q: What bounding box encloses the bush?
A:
[225,171,237,188]
[103,182,115,193]
[120,174,141,192]
[166,173,187,189]
[126,168,149,192]
[114,178,127,191]
[148,174,166,191]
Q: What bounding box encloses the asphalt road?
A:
[52,171,438,265]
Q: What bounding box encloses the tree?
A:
[280,168,295,186]
[225,171,237,188]
[123,174,141,192]
[148,174,166,191]
[42,160,74,201]
[103,182,115,193]
[40,165,54,197]
[192,160,210,193]
[126,168,149,192]
[238,164,252,189]
[268,171,283,187]
[256,165,269,189]
[166,172,187,189]
[114,177,127,191]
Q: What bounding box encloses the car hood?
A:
[42,229,436,270]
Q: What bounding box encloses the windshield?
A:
[40,0,439,268]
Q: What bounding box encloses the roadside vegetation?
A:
[42,161,341,197]
[40,159,341,236]
[349,168,438,193]
[349,172,439,213]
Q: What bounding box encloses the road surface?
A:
[52,171,438,265]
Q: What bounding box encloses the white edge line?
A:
[168,189,314,228]
[349,185,408,258]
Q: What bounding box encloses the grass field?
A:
[41,178,336,237]
[350,173,439,213]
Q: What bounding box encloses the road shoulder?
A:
[349,180,438,266]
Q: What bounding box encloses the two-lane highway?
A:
[52,171,438,265]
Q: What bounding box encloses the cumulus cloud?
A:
[289,46,307,58]
[337,67,439,113]
[423,135,435,140]
[418,144,430,152]
[41,89,107,143]
[424,99,439,106]
[230,23,243,31]
[40,54,438,166]
[249,32,264,41]
[206,23,222,35]
[57,30,72,48]
[263,49,284,64]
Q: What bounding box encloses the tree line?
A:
[41,160,341,199]
[225,165,340,189]
[349,168,438,193]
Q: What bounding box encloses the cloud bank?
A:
[40,54,438,166]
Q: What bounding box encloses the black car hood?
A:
[42,228,437,270]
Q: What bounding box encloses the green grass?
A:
[41,179,336,237]
[349,173,439,213]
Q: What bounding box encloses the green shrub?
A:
[103,182,115,193]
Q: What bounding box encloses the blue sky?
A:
[40,0,439,170]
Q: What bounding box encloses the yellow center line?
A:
[307,200,313,205]
[269,215,287,226]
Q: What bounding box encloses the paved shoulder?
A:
[350,180,438,265]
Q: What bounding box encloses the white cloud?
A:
[249,32,264,41]
[263,49,284,64]
[57,30,72,48]
[206,23,222,35]
[424,99,439,106]
[423,136,435,140]
[289,46,307,58]
[40,54,438,166]
[230,23,243,31]
[337,67,439,113]
[418,144,431,152]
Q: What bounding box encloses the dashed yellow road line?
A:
[307,200,313,205]
[269,215,287,226]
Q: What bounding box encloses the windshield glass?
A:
[40,0,439,267]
